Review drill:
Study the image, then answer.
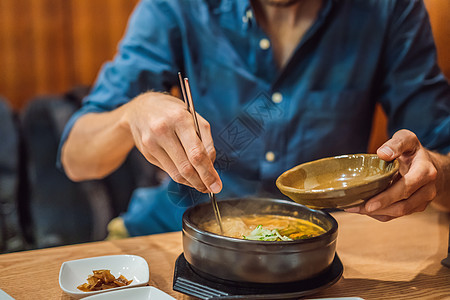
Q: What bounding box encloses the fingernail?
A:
[344,206,360,213]
[210,182,221,194]
[379,146,394,158]
[366,201,381,212]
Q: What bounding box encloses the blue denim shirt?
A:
[59,0,450,236]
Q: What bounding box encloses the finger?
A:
[344,205,362,213]
[197,114,216,162]
[137,129,198,189]
[377,129,420,162]
[157,132,210,193]
[362,176,411,213]
[378,133,415,176]
[142,109,210,192]
[133,136,164,170]
[176,122,222,194]
[413,201,429,213]
[361,182,436,217]
[367,215,395,222]
[140,145,195,189]
[137,141,192,187]
[363,156,436,213]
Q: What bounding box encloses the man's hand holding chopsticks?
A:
[122,92,222,194]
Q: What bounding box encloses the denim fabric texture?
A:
[59,0,450,236]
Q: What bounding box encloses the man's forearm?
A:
[430,151,450,212]
[61,105,134,181]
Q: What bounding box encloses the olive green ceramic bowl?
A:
[276,154,399,209]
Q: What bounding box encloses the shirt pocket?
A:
[295,90,375,159]
[302,90,372,114]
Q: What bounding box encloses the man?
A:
[60,0,450,236]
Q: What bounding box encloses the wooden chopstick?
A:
[177,72,224,234]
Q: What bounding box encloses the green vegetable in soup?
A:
[243,225,293,241]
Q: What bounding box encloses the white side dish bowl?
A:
[59,254,149,299]
[83,286,175,300]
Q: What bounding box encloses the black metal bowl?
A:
[182,198,338,283]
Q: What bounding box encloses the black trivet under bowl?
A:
[173,253,343,299]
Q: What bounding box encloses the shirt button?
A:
[265,151,275,162]
[259,38,271,50]
[271,92,283,103]
[246,10,253,20]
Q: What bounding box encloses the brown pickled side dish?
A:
[77,269,133,292]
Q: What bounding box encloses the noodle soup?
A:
[200,214,326,241]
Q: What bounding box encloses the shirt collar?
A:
[214,0,336,31]
[239,0,254,30]
[237,0,252,20]
[242,0,337,30]
[214,0,254,30]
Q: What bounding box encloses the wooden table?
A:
[1,207,449,299]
